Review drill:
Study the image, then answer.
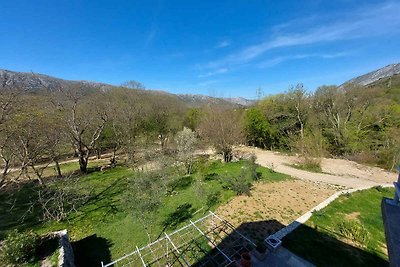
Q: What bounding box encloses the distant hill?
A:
[341,63,400,87]
[0,69,254,108]
[0,69,112,92]
[176,94,255,108]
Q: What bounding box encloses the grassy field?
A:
[0,159,290,266]
[283,186,393,267]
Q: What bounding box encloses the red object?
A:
[240,252,252,267]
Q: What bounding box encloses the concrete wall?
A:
[54,230,75,267]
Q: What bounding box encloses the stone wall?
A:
[54,230,75,267]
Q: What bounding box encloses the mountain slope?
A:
[0,69,111,92]
[0,69,254,107]
[341,63,400,87]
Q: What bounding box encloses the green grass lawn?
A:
[283,186,394,267]
[0,159,290,266]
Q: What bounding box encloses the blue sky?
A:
[1,0,400,98]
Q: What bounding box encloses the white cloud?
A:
[198,68,228,78]
[198,80,218,87]
[258,52,349,68]
[215,40,231,49]
[205,2,400,69]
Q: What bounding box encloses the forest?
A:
[245,76,400,170]
[1,74,400,189]
[0,74,399,266]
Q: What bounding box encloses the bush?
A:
[337,220,369,246]
[221,169,252,196]
[375,185,390,193]
[247,154,261,181]
[206,191,221,208]
[0,230,39,265]
[295,157,322,173]
[204,172,218,181]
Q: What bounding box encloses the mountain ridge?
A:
[341,63,400,87]
[0,69,254,107]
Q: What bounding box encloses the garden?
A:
[0,156,289,266]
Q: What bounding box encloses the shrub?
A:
[337,220,369,246]
[204,172,218,181]
[0,230,39,265]
[312,210,326,218]
[206,191,221,208]
[246,154,261,181]
[375,185,390,193]
[295,157,322,173]
[221,169,252,196]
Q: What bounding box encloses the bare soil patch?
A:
[216,179,337,241]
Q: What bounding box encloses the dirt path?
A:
[238,147,396,188]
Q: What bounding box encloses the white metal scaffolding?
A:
[101,211,255,267]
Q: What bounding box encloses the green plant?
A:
[312,209,325,218]
[221,169,252,196]
[247,154,261,181]
[375,185,390,193]
[0,230,39,265]
[292,157,322,173]
[337,220,370,246]
[282,181,394,266]
[206,191,221,208]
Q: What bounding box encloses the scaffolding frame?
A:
[101,211,255,267]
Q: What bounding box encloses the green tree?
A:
[175,127,198,174]
[244,107,272,148]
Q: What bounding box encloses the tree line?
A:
[1,76,399,188]
[0,82,245,187]
[245,82,400,170]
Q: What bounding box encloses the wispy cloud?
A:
[198,68,228,78]
[259,52,349,68]
[215,40,231,49]
[144,0,164,47]
[198,80,218,87]
[205,1,400,69]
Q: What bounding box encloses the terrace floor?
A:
[252,247,315,267]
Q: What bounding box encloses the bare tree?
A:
[0,84,24,186]
[314,86,354,151]
[106,88,146,167]
[121,80,146,90]
[0,133,15,186]
[53,85,108,173]
[146,95,185,151]
[11,99,62,184]
[287,84,310,153]
[36,175,91,221]
[198,107,244,162]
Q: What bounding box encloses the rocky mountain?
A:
[341,63,400,87]
[176,94,255,107]
[0,69,112,92]
[224,97,255,106]
[0,69,254,107]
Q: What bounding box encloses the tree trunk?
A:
[79,155,88,173]
[110,148,117,167]
[55,160,62,178]
[0,159,10,186]
[223,150,232,163]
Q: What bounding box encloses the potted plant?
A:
[254,241,268,261]
[240,251,252,267]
